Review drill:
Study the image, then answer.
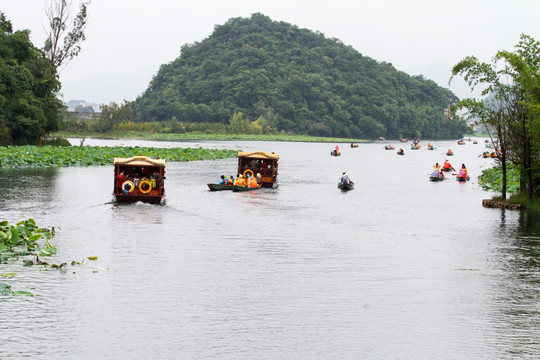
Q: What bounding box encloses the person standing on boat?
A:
[116,172,126,192]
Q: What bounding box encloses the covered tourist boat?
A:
[237,151,279,188]
[113,156,166,204]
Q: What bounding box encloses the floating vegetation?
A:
[0,219,55,259]
[0,145,238,168]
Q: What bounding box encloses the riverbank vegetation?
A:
[54,129,365,143]
[0,145,238,168]
[452,34,540,203]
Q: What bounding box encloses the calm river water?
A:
[1,139,540,359]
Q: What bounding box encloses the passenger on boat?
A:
[461,164,468,177]
[442,160,453,171]
[229,175,235,184]
[256,173,262,183]
[261,161,268,175]
[152,172,161,188]
[218,175,228,185]
[439,169,447,179]
[247,175,259,188]
[340,172,350,186]
[116,172,126,191]
[234,174,246,187]
[335,145,340,155]
[397,148,404,155]
[434,163,440,171]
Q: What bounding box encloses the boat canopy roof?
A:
[237,151,279,160]
[113,156,166,167]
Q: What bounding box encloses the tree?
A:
[44,0,89,74]
[451,34,540,199]
[0,12,62,145]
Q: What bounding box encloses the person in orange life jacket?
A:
[335,145,340,154]
[234,174,245,186]
[229,175,235,185]
[249,174,259,188]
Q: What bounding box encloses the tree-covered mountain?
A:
[134,13,468,139]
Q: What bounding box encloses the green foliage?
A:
[0,12,63,145]
[0,218,54,260]
[479,164,520,193]
[133,13,467,139]
[0,145,238,168]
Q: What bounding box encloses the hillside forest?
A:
[131,13,468,139]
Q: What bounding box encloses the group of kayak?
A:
[430,160,470,182]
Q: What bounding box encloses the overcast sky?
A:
[3,0,540,105]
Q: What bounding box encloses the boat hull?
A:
[429,176,444,182]
[338,181,355,190]
[207,183,232,191]
[232,185,262,192]
[114,193,164,204]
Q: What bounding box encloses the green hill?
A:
[133,13,468,139]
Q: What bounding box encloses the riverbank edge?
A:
[482,199,526,210]
[51,132,369,144]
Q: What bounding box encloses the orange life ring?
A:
[139,180,152,194]
[243,169,254,179]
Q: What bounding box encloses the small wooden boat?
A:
[385,145,395,150]
[113,156,166,204]
[330,150,341,156]
[446,151,454,156]
[237,151,279,188]
[350,143,359,148]
[399,137,408,143]
[458,140,466,145]
[207,183,233,191]
[232,185,263,192]
[456,176,470,182]
[397,150,405,155]
[338,181,355,191]
[429,175,445,182]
